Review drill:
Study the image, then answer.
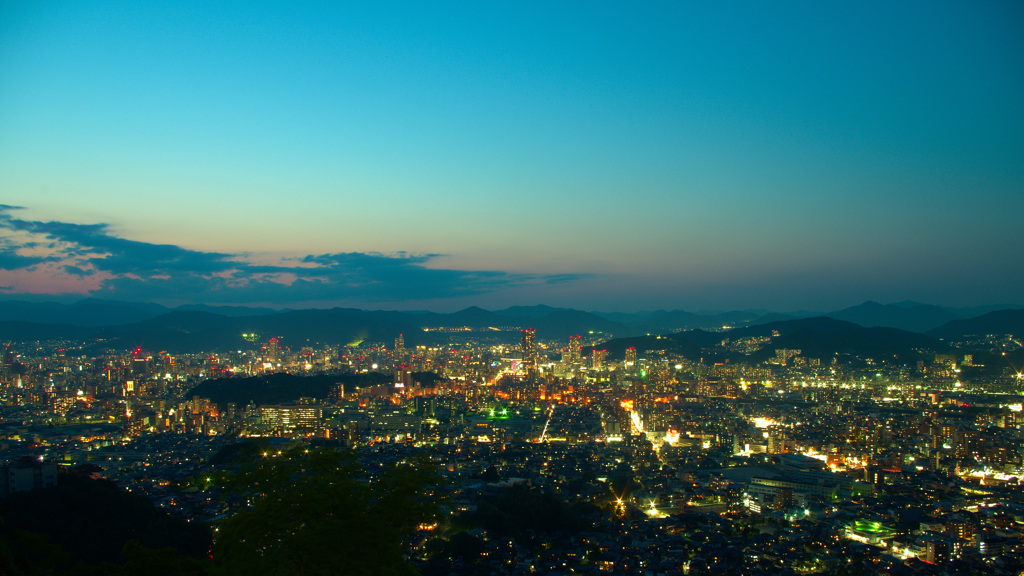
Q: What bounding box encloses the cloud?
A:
[0,246,52,270]
[62,265,96,277]
[541,273,591,285]
[0,209,235,275]
[0,206,574,305]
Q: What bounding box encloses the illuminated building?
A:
[521,328,537,369]
[47,392,77,416]
[748,476,839,502]
[260,405,322,431]
[624,346,637,369]
[266,338,280,363]
[394,367,412,390]
[394,333,405,363]
[843,519,897,548]
[568,335,581,365]
[131,354,153,378]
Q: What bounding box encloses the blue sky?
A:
[1,1,1022,312]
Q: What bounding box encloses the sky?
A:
[1,1,1022,313]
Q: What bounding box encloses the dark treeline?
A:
[184,371,441,406]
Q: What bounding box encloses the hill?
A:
[0,470,210,569]
[593,309,773,332]
[0,299,167,326]
[589,316,951,364]
[928,309,1024,340]
[747,326,953,364]
[824,300,961,332]
[184,372,397,406]
[0,320,98,341]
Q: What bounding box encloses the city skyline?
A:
[2,2,1023,312]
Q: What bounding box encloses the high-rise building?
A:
[521,328,537,369]
[625,346,637,369]
[266,338,280,363]
[394,367,412,390]
[568,335,582,365]
[394,333,406,366]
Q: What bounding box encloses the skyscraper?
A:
[266,338,280,363]
[521,328,537,369]
[394,333,405,365]
[568,335,582,365]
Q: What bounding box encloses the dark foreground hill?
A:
[0,470,211,571]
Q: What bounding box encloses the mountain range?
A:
[0,298,1020,356]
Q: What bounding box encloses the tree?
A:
[0,525,68,576]
[0,472,210,572]
[212,446,440,576]
[466,484,589,540]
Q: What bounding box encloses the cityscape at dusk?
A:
[2,2,1024,576]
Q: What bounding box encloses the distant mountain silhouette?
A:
[634,310,710,329]
[946,303,1024,318]
[720,316,863,341]
[584,333,704,362]
[430,306,506,327]
[927,309,1024,340]
[748,312,798,325]
[746,325,953,363]
[824,300,961,332]
[0,320,98,341]
[174,303,281,316]
[589,316,948,363]
[528,309,625,337]
[419,306,632,339]
[0,299,279,326]
[668,317,866,355]
[592,309,775,332]
[100,310,251,351]
[0,305,865,353]
[0,298,167,326]
[493,304,576,319]
[0,299,1015,356]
